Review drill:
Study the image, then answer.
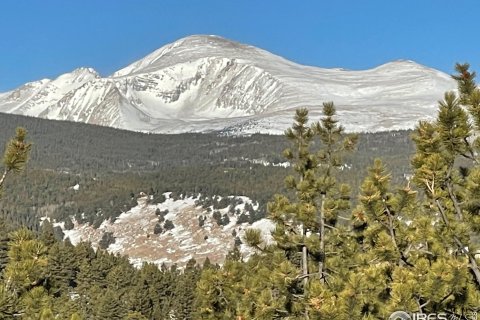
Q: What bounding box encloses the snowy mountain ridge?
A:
[0,35,456,134]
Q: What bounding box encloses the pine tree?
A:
[39,220,57,247]
[195,106,357,319]
[344,159,424,317]
[279,107,316,289]
[73,241,96,262]
[137,262,178,319]
[328,67,480,317]
[4,228,48,294]
[19,287,52,320]
[106,259,135,295]
[76,249,114,294]
[267,105,357,317]
[412,94,480,284]
[51,294,83,320]
[128,280,154,318]
[46,241,78,297]
[194,257,247,319]
[172,258,200,319]
[93,289,126,320]
[0,284,18,318]
[0,127,31,193]
[310,102,358,283]
[405,64,480,315]
[452,63,477,104]
[356,159,416,267]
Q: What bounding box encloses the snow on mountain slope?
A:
[0,68,99,116]
[58,194,274,268]
[0,79,50,113]
[40,78,124,126]
[0,35,456,134]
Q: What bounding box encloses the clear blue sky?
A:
[1,0,479,91]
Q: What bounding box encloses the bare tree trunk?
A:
[302,224,308,287]
[319,193,325,283]
[301,223,309,320]
[0,168,8,189]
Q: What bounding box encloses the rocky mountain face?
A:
[0,35,456,134]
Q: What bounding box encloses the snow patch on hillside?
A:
[243,157,290,168]
[59,193,273,268]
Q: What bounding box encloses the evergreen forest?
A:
[0,64,479,319]
[0,113,413,233]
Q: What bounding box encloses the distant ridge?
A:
[0,35,455,134]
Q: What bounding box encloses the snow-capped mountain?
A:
[0,35,456,134]
[0,68,100,117]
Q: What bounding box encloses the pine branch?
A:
[415,298,430,313]
[439,290,454,305]
[323,223,337,230]
[435,199,480,287]
[461,136,477,163]
[294,273,316,281]
[446,165,464,221]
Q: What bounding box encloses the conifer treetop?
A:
[0,127,31,192]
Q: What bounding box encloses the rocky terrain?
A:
[55,193,275,268]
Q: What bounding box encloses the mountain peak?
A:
[112,35,268,77]
[0,35,457,134]
[373,59,435,72]
[174,34,253,49]
[70,67,100,76]
[53,67,100,84]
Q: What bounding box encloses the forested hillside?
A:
[0,113,414,232]
[0,110,417,319]
[194,64,480,319]
[8,68,470,318]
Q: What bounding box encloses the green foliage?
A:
[407,64,480,311]
[0,111,414,232]
[93,289,126,319]
[46,241,78,297]
[153,222,163,234]
[5,228,48,294]
[243,228,262,248]
[2,127,31,174]
[196,104,359,318]
[452,63,477,103]
[163,219,175,231]
[98,232,115,249]
[0,284,18,318]
[124,311,148,320]
[20,287,52,320]
[0,226,203,319]
[4,64,480,319]
[193,69,480,318]
[0,126,31,201]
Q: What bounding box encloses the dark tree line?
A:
[0,111,415,231]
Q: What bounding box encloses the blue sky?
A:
[1,0,479,91]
